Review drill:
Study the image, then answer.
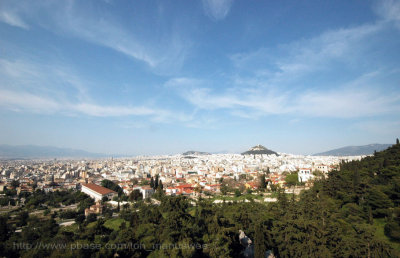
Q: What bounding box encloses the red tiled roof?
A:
[176,184,193,189]
[82,183,116,195]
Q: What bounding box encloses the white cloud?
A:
[231,22,382,85]
[294,88,400,118]
[71,103,156,117]
[0,89,60,114]
[0,0,189,74]
[0,10,29,29]
[217,3,400,120]
[375,0,400,23]
[166,74,400,119]
[0,57,189,123]
[202,0,233,21]
[0,87,189,122]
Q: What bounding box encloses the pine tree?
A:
[155,174,159,189]
[353,169,360,190]
[254,224,266,258]
[259,174,266,189]
[150,177,154,189]
[397,138,399,145]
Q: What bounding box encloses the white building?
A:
[314,165,329,173]
[298,168,314,183]
[81,183,117,201]
[140,186,155,199]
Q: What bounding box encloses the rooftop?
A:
[82,183,116,195]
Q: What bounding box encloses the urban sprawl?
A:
[0,145,364,212]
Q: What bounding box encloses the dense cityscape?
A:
[0,145,362,203]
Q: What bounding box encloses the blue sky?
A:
[0,0,399,155]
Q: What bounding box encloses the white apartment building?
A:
[298,168,314,183]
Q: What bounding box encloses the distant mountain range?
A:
[314,144,392,156]
[241,144,278,155]
[0,144,107,159]
[182,151,211,156]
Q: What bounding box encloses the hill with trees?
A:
[242,145,278,156]
[314,143,392,156]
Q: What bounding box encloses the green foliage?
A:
[129,189,143,201]
[234,189,241,197]
[0,197,15,206]
[385,221,400,241]
[0,215,11,242]
[101,179,123,196]
[285,172,299,187]
[59,210,78,219]
[86,213,97,223]
[259,174,267,189]
[75,214,85,224]
[16,210,29,227]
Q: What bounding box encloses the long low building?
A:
[81,183,117,201]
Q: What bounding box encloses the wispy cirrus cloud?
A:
[0,10,29,29]
[0,89,60,114]
[198,1,400,120]
[230,21,383,85]
[0,87,182,121]
[0,0,190,74]
[375,0,400,26]
[166,71,400,119]
[202,0,233,21]
[0,57,190,123]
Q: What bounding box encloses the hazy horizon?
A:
[0,0,399,155]
[0,142,394,157]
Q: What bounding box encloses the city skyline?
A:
[1,0,400,155]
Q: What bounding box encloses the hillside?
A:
[182,150,211,156]
[320,141,400,252]
[241,144,278,155]
[314,143,392,156]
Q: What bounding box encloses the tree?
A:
[220,183,228,195]
[16,211,29,227]
[75,214,85,230]
[397,138,399,145]
[385,221,400,241]
[0,215,10,242]
[270,183,277,192]
[254,224,266,258]
[11,180,19,189]
[234,189,241,197]
[150,177,154,189]
[285,173,299,187]
[101,179,123,196]
[154,174,159,189]
[86,213,97,223]
[129,189,143,202]
[259,174,267,190]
